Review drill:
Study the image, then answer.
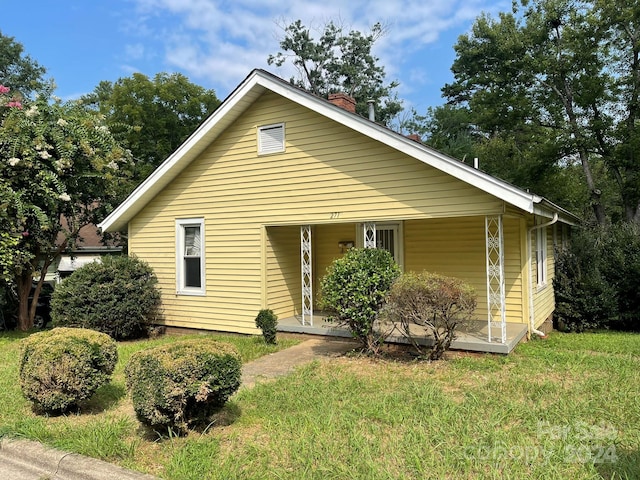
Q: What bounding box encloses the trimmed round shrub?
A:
[255,309,278,344]
[125,338,242,434]
[320,247,400,354]
[19,327,118,413]
[51,255,161,340]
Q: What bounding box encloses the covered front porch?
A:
[266,214,530,354]
[276,313,528,355]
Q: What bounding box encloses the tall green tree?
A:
[268,20,402,125]
[0,31,47,98]
[403,105,479,162]
[593,0,640,223]
[83,72,220,194]
[406,103,589,212]
[442,0,640,224]
[0,86,132,330]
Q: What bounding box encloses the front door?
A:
[360,222,403,267]
[376,225,399,262]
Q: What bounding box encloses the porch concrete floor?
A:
[277,313,528,354]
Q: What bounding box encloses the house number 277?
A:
[330,212,341,219]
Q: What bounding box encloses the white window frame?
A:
[257,123,285,154]
[356,222,404,269]
[176,218,205,296]
[536,223,547,288]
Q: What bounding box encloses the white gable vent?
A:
[258,123,285,154]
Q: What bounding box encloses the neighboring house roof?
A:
[57,216,121,253]
[99,69,579,232]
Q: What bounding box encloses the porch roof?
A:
[99,69,580,233]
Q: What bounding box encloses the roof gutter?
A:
[534,197,580,225]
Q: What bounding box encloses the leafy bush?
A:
[255,309,278,344]
[386,271,476,360]
[51,255,161,340]
[19,327,117,413]
[320,248,400,354]
[554,223,640,332]
[553,242,615,332]
[124,338,242,435]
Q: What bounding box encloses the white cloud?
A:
[128,0,506,99]
[125,43,145,60]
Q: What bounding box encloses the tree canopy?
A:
[0,30,47,99]
[438,0,640,225]
[83,72,220,194]
[268,19,402,125]
[0,85,132,330]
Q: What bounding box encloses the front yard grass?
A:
[1,330,639,479]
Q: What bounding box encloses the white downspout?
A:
[527,213,558,337]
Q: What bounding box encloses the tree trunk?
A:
[16,271,33,331]
[590,188,607,226]
[627,201,640,225]
[577,147,607,225]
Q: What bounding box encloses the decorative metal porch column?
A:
[485,216,507,344]
[301,225,313,326]
[364,222,376,248]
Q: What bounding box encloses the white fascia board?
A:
[99,69,577,231]
[264,75,540,214]
[99,73,267,232]
[269,75,579,223]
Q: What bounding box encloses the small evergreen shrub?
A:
[255,309,278,344]
[125,338,242,435]
[19,327,117,413]
[51,255,161,340]
[320,248,400,354]
[386,271,476,360]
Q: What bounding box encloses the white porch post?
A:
[364,222,376,248]
[301,225,313,326]
[485,215,506,344]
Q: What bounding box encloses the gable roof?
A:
[99,69,579,232]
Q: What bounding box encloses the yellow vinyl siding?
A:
[128,91,510,332]
[266,226,300,320]
[313,223,357,303]
[404,216,525,323]
[130,215,262,333]
[532,224,555,328]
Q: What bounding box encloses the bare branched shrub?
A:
[386,271,476,360]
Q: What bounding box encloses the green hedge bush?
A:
[51,255,161,340]
[386,271,476,360]
[124,338,242,435]
[255,309,278,344]
[19,327,117,413]
[554,223,640,332]
[320,248,400,354]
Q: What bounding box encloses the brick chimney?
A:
[406,133,422,143]
[328,93,356,113]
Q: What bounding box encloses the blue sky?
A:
[2,0,508,114]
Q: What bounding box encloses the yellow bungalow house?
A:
[99,69,578,354]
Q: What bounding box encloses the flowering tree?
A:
[0,85,132,330]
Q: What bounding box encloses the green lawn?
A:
[1,330,639,479]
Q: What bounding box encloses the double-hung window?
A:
[176,218,205,295]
